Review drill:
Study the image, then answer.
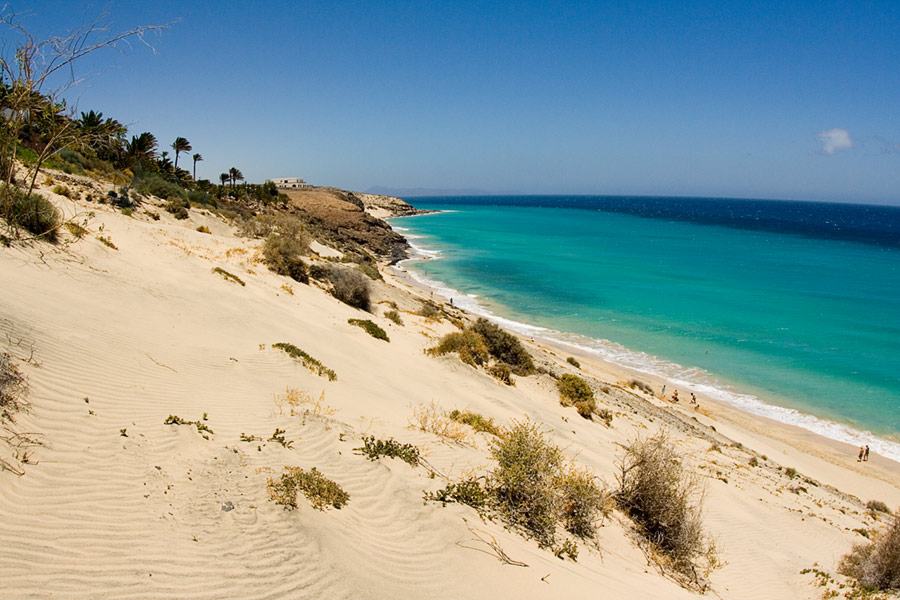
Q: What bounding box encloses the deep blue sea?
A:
[390,196,900,461]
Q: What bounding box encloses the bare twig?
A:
[457,518,529,567]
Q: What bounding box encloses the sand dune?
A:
[2,182,899,599]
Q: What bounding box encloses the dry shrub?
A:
[840,511,900,591]
[385,309,403,325]
[1,184,60,242]
[1,353,26,423]
[318,265,370,311]
[629,379,655,395]
[616,433,716,586]
[268,466,349,510]
[427,330,489,367]
[411,401,469,443]
[418,299,442,320]
[868,500,893,515]
[488,362,512,385]
[274,387,336,417]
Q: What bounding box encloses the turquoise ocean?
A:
[390,196,900,461]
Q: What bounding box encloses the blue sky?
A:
[13,1,900,203]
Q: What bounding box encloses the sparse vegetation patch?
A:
[212,267,245,286]
[273,342,337,381]
[840,510,900,592]
[355,435,420,466]
[164,414,214,439]
[348,318,389,342]
[448,409,501,437]
[0,352,26,423]
[385,309,403,325]
[268,466,349,510]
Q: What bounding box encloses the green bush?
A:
[470,318,534,375]
[840,510,900,591]
[348,318,389,342]
[166,196,190,219]
[263,232,309,283]
[559,466,606,538]
[355,436,419,466]
[187,189,212,206]
[629,379,654,395]
[490,419,563,544]
[134,173,186,201]
[0,184,60,242]
[558,374,596,419]
[268,466,349,510]
[567,356,581,369]
[272,342,337,381]
[616,433,715,581]
[427,330,489,367]
[385,309,403,325]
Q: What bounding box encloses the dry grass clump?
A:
[616,433,717,587]
[1,184,60,242]
[628,379,655,395]
[268,466,349,510]
[385,309,403,325]
[557,374,596,419]
[448,408,501,437]
[558,465,608,538]
[566,356,581,368]
[0,352,26,423]
[418,299,442,320]
[274,387,337,417]
[97,235,117,250]
[840,510,900,591]
[273,342,337,381]
[310,264,372,311]
[411,401,469,442]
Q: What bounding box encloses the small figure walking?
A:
[672,390,679,402]
[864,445,870,461]
[661,384,666,398]
[858,446,865,462]
[690,392,697,404]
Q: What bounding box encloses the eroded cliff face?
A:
[280,188,414,263]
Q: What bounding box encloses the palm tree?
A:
[228,167,244,188]
[171,137,191,170]
[126,132,158,164]
[191,153,203,180]
[219,173,229,187]
[157,150,173,173]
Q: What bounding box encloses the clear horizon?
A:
[14,1,900,205]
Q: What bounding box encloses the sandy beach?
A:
[2,177,899,599]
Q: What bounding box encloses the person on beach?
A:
[690,392,697,404]
[858,446,865,462]
[661,384,666,398]
[864,445,870,461]
[672,390,679,402]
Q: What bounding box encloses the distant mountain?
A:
[364,186,516,198]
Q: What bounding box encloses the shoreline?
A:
[387,230,900,472]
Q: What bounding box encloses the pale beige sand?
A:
[1,180,898,599]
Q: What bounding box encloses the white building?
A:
[271,177,311,190]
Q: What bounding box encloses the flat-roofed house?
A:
[272,177,310,190]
